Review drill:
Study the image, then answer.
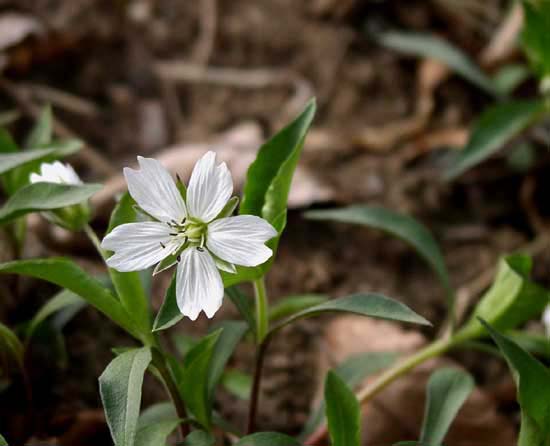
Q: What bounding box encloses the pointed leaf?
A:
[481,320,550,446]
[0,258,140,339]
[99,347,152,446]
[25,105,52,148]
[225,287,256,335]
[420,368,475,446]
[106,193,151,336]
[445,100,545,180]
[234,433,302,446]
[305,205,451,295]
[521,0,550,80]
[325,371,361,446]
[153,274,182,331]
[456,254,549,342]
[271,293,430,335]
[374,31,499,96]
[269,294,329,322]
[0,322,23,375]
[0,182,101,225]
[0,434,6,446]
[222,99,316,287]
[179,329,223,428]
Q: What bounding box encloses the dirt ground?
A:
[1,0,549,444]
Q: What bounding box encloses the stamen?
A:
[159,242,166,249]
[169,232,178,236]
[181,217,186,224]
[197,246,204,252]
[177,254,181,262]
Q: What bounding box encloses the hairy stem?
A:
[253,278,269,344]
[305,337,457,445]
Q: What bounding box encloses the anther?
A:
[177,254,181,262]
[176,173,183,183]
[159,242,166,249]
[197,246,204,252]
[169,232,178,236]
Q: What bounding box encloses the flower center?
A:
[167,217,207,250]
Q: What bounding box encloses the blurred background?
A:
[0,1,548,445]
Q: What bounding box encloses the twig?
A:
[22,82,101,117]
[191,0,217,65]
[0,77,116,177]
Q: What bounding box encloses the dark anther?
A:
[197,246,204,252]
[160,242,166,249]
[183,236,188,243]
[169,232,178,236]
[181,217,186,224]
[176,173,183,183]
[177,254,181,262]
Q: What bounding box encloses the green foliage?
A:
[221,99,316,286]
[99,347,152,446]
[324,371,361,446]
[181,431,216,446]
[234,433,302,446]
[306,205,451,295]
[507,331,550,358]
[0,434,6,446]
[456,254,549,341]
[153,274,181,331]
[0,322,23,376]
[271,293,430,335]
[25,105,52,149]
[135,420,181,446]
[179,329,223,428]
[444,100,545,180]
[0,258,141,339]
[521,0,550,81]
[225,287,256,334]
[481,320,550,446]
[268,294,329,322]
[301,352,397,439]
[374,31,499,96]
[106,193,151,336]
[221,369,252,400]
[419,368,474,446]
[0,182,100,226]
[493,64,531,95]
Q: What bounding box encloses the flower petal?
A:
[187,151,233,222]
[207,215,277,267]
[101,221,175,272]
[30,161,81,185]
[124,156,186,223]
[176,247,224,320]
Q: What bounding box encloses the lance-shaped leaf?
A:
[419,368,475,446]
[305,205,451,295]
[234,433,302,446]
[271,293,430,336]
[179,329,223,428]
[153,274,181,332]
[221,99,316,287]
[269,294,329,322]
[481,320,550,446]
[455,254,549,342]
[521,0,550,80]
[105,193,151,337]
[0,258,140,339]
[25,105,52,149]
[374,31,499,96]
[0,182,101,225]
[325,371,361,446]
[100,347,152,446]
[0,433,6,446]
[444,100,545,180]
[0,322,24,377]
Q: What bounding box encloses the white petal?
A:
[176,247,224,320]
[101,222,174,272]
[124,156,186,223]
[187,151,233,222]
[543,305,550,335]
[207,215,277,267]
[30,161,81,185]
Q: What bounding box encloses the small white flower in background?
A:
[543,305,550,336]
[101,151,277,320]
[29,161,82,185]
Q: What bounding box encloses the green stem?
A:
[253,278,269,344]
[83,224,106,260]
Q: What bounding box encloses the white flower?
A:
[101,152,277,320]
[543,305,550,336]
[30,161,82,185]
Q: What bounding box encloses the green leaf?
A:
[25,105,52,148]
[456,254,549,342]
[234,433,302,446]
[269,294,329,322]
[26,289,83,341]
[419,368,475,446]
[493,64,531,95]
[507,330,550,358]
[181,431,216,446]
[0,322,24,375]
[225,287,256,334]
[138,402,177,426]
[0,258,140,339]
[481,320,550,446]
[271,293,430,335]
[135,420,181,446]
[325,371,361,446]
[99,347,152,446]
[0,182,101,225]
[0,433,7,446]
[0,141,81,176]
[106,193,151,336]
[222,99,316,286]
[374,31,499,96]
[180,329,223,428]
[521,0,550,80]
[444,100,545,180]
[207,321,247,398]
[153,274,182,332]
[221,369,252,400]
[305,205,451,295]
[0,129,18,153]
[300,352,396,439]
